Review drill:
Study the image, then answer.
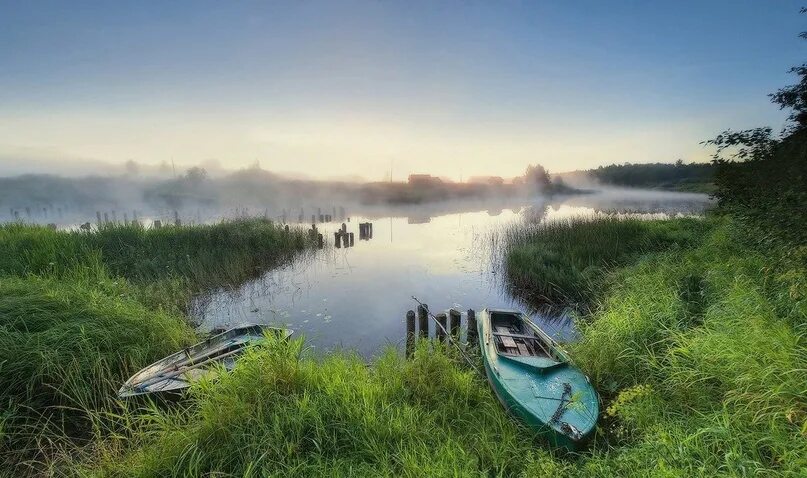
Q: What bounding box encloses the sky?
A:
[0,1,804,180]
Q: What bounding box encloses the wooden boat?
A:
[477,309,599,450]
[118,324,292,398]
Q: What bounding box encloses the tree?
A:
[769,8,807,132]
[523,164,552,193]
[185,166,208,185]
[124,159,140,176]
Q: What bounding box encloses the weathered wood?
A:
[449,309,461,339]
[349,232,354,246]
[436,313,447,343]
[406,310,416,358]
[467,309,477,343]
[334,231,342,248]
[417,304,429,338]
[317,233,323,249]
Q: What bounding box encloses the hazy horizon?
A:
[2,1,803,180]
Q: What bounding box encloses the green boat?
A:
[477,308,599,450]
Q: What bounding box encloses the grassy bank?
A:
[54,216,804,476]
[5,215,806,476]
[0,219,314,474]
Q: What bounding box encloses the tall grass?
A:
[498,215,711,308]
[0,219,313,308]
[0,219,316,474]
[0,270,196,472]
[86,339,548,477]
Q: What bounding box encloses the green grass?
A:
[4,215,806,476]
[0,219,315,475]
[500,215,711,308]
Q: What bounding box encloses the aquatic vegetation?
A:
[499,215,712,308]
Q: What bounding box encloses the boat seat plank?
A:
[516,342,530,356]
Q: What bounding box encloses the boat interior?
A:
[490,311,554,358]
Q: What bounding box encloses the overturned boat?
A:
[118,324,292,398]
[477,309,599,450]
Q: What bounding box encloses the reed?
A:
[497,215,711,308]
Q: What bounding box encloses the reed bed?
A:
[496,215,711,308]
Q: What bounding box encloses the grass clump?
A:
[89,340,542,477]
[0,271,196,471]
[0,218,312,310]
[0,219,315,474]
[501,215,711,308]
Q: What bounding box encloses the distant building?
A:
[468,176,504,186]
[408,174,443,186]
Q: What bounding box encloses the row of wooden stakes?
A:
[404,304,478,358]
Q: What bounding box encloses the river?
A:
[191,189,711,357]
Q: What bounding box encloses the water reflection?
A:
[191,191,712,358]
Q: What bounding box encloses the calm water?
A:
[191,190,711,357]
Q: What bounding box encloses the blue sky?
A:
[0,1,804,179]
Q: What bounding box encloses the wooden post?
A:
[417,304,429,338]
[341,223,347,233]
[349,232,354,247]
[174,211,181,226]
[334,231,341,248]
[436,313,447,343]
[153,219,162,228]
[406,310,416,358]
[317,233,323,249]
[467,309,477,344]
[449,309,461,340]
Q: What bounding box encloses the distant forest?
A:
[559,161,716,192]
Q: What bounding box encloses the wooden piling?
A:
[334,231,342,248]
[417,304,429,338]
[436,313,447,343]
[449,309,461,339]
[317,233,324,249]
[349,232,354,246]
[406,310,416,358]
[467,309,477,344]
